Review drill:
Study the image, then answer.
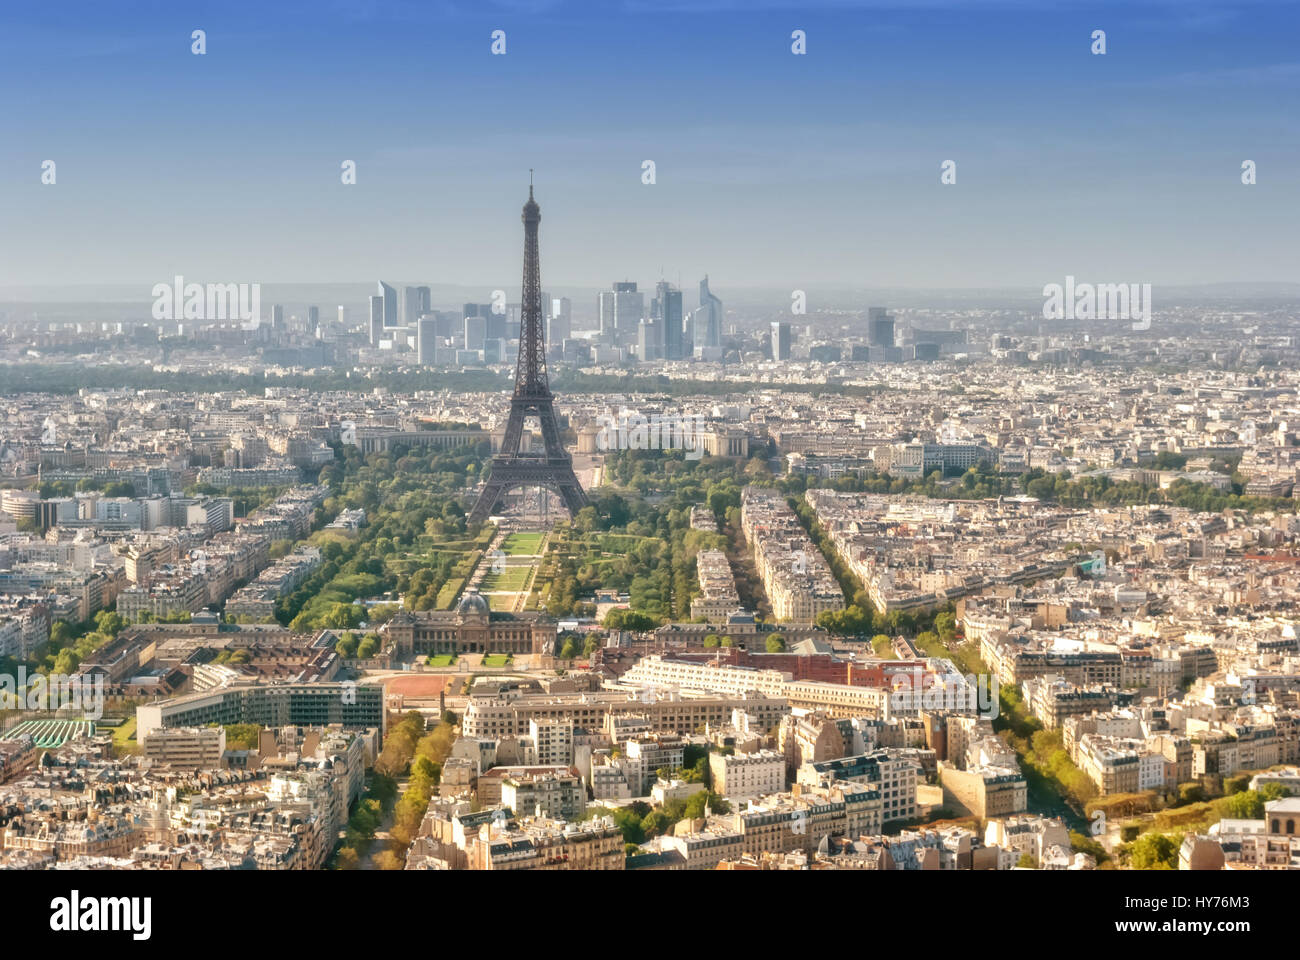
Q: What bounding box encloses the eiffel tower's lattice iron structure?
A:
[469,182,588,524]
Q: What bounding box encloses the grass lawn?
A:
[425,654,457,667]
[481,567,532,591]
[112,716,138,753]
[502,532,545,556]
[487,594,517,611]
[481,654,511,667]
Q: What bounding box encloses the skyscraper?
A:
[465,315,488,351]
[307,305,320,336]
[548,297,571,346]
[615,282,643,344]
[337,305,347,334]
[868,307,895,348]
[417,316,438,365]
[485,308,507,343]
[697,275,723,348]
[598,290,615,341]
[368,295,384,345]
[599,281,643,346]
[653,281,684,360]
[378,281,398,328]
[771,320,792,360]
[638,318,660,362]
[402,286,421,326]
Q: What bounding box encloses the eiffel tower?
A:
[469,179,588,525]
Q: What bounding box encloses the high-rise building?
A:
[868,307,895,348]
[336,305,347,335]
[378,281,398,328]
[638,318,660,361]
[548,297,572,346]
[402,286,421,326]
[771,321,792,361]
[616,283,643,343]
[598,290,615,341]
[417,316,439,365]
[697,275,723,348]
[307,305,320,336]
[598,281,643,346]
[485,309,507,343]
[465,315,487,351]
[271,305,285,329]
[653,281,684,360]
[368,296,384,345]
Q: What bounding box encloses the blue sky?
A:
[1,0,1297,290]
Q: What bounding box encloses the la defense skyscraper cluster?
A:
[469,183,588,524]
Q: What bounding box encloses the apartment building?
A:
[797,750,920,823]
[461,690,788,741]
[529,718,575,766]
[740,486,843,623]
[140,725,226,769]
[709,749,786,800]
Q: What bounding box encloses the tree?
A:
[765,634,786,653]
[1068,831,1108,863]
[603,608,658,632]
[1129,832,1178,870]
[335,847,361,870]
[1016,853,1037,869]
[1260,782,1292,802]
[933,611,957,642]
[1221,789,1264,820]
[375,849,405,871]
[1178,782,1207,805]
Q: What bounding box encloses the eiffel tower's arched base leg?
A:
[469,461,588,525]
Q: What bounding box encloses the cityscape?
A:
[0,0,1294,939]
